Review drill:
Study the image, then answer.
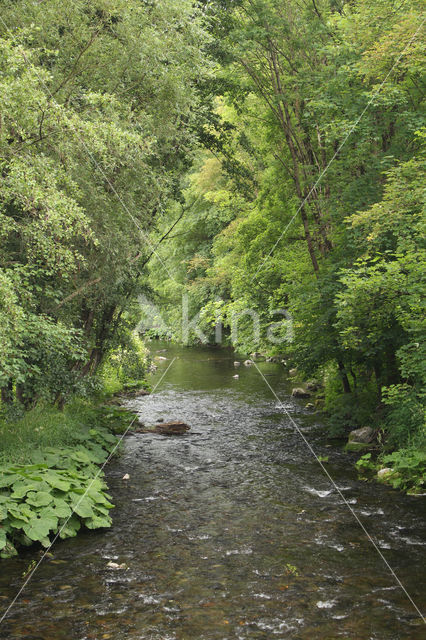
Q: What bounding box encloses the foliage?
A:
[99,330,149,394]
[355,453,377,473]
[0,426,118,558]
[0,0,424,495]
[381,448,426,493]
[356,447,426,494]
[323,367,379,437]
[147,0,425,477]
[0,0,209,405]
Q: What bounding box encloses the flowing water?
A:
[1,343,425,639]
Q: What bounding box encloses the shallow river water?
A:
[0,343,425,639]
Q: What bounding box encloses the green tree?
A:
[0,0,208,404]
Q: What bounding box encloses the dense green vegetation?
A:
[0,0,425,557]
[0,0,204,554]
[0,0,206,407]
[0,399,139,557]
[145,0,425,487]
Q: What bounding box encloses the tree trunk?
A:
[338,360,351,394]
[1,380,13,405]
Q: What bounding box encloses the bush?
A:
[382,384,425,448]
[324,369,378,437]
[356,446,426,494]
[100,331,149,395]
[381,448,426,493]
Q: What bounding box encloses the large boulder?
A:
[348,426,375,444]
[345,426,376,452]
[292,388,311,398]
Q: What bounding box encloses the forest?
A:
[2,0,424,479]
[0,0,425,630]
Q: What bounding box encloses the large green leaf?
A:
[73,498,95,519]
[89,491,114,508]
[59,516,81,539]
[84,514,112,529]
[0,473,19,488]
[51,498,72,519]
[44,473,71,492]
[23,515,56,542]
[0,529,7,550]
[7,503,33,523]
[70,450,94,464]
[11,481,49,499]
[25,491,54,507]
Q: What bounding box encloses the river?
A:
[0,342,425,639]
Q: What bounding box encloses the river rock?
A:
[305,403,315,410]
[107,561,127,570]
[345,441,374,453]
[348,426,374,444]
[120,387,150,399]
[292,388,311,398]
[250,352,263,360]
[377,467,393,480]
[234,361,241,367]
[154,421,190,435]
[244,360,254,366]
[135,388,150,397]
[233,374,239,379]
[306,380,320,392]
[289,368,298,376]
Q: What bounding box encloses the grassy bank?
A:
[0,397,138,559]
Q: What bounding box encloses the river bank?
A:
[231,352,426,496]
[0,398,137,559]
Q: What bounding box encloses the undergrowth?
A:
[0,399,138,558]
[356,445,426,494]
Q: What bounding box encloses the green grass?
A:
[0,400,102,465]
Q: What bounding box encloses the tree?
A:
[0,0,208,404]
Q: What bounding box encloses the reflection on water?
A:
[0,342,425,639]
